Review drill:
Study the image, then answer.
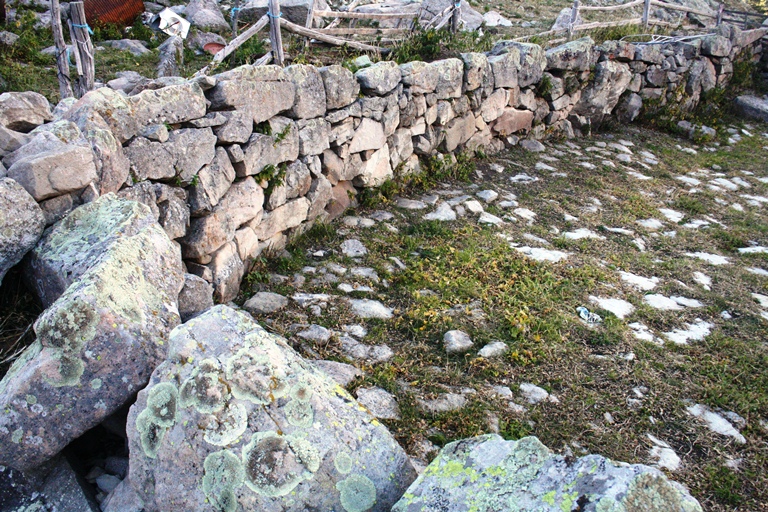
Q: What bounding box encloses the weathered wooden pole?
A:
[716,3,724,25]
[450,0,460,33]
[269,0,285,66]
[568,0,579,39]
[69,1,95,97]
[50,0,74,99]
[304,0,316,49]
[231,0,240,37]
[642,0,651,29]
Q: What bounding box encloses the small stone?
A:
[297,324,332,343]
[342,324,368,338]
[341,239,368,257]
[476,190,499,203]
[313,360,362,387]
[478,341,508,358]
[395,197,427,210]
[356,387,401,420]
[243,291,289,314]
[443,330,473,354]
[478,212,504,225]
[96,474,121,494]
[520,140,545,152]
[348,299,393,319]
[519,383,557,404]
[418,393,467,413]
[424,203,456,221]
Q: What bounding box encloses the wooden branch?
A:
[574,17,643,30]
[279,17,388,53]
[642,0,651,28]
[579,0,643,11]
[50,0,73,99]
[69,1,94,97]
[268,0,285,66]
[254,52,272,66]
[327,0,361,29]
[314,9,417,19]
[568,0,579,39]
[423,5,453,28]
[317,27,410,35]
[434,9,453,30]
[451,2,460,33]
[650,0,716,18]
[212,14,269,66]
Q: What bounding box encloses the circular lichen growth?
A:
[146,382,179,427]
[337,474,377,512]
[334,451,354,475]
[225,349,285,404]
[203,450,245,512]
[290,382,313,402]
[242,431,320,497]
[90,379,102,390]
[284,399,314,428]
[204,403,249,447]
[179,359,230,413]
[25,395,37,405]
[36,299,99,353]
[11,428,23,444]
[136,409,166,459]
[44,353,85,387]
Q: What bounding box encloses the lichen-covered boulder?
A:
[572,60,632,118]
[126,305,417,512]
[0,195,184,471]
[545,37,594,71]
[393,435,702,512]
[0,177,45,285]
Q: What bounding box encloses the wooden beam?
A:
[317,27,410,35]
[68,2,94,97]
[313,9,416,19]
[579,0,643,11]
[50,0,73,99]
[268,0,284,66]
[213,14,269,66]
[279,17,388,53]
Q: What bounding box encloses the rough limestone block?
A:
[0,91,53,132]
[126,305,417,511]
[0,178,45,284]
[0,196,183,471]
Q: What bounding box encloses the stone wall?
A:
[2,24,765,302]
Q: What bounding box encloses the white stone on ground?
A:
[535,162,556,172]
[579,162,596,170]
[605,227,635,236]
[627,171,652,180]
[342,324,368,338]
[515,246,569,262]
[350,267,379,282]
[671,296,704,308]
[338,283,374,293]
[478,212,504,225]
[312,360,362,387]
[676,175,701,186]
[396,197,427,209]
[478,341,508,358]
[423,203,456,221]
[520,139,545,152]
[464,200,483,213]
[348,299,393,319]
[564,228,605,240]
[292,293,331,307]
[370,210,394,222]
[637,218,664,230]
[297,324,332,343]
[664,319,714,345]
[564,214,578,222]
[616,154,632,163]
[589,296,635,319]
[519,383,558,404]
[488,386,527,414]
[444,330,473,354]
[509,173,538,183]
[659,209,685,223]
[693,271,712,290]
[686,252,730,265]
[476,190,498,203]
[747,267,768,276]
[513,208,536,221]
[356,387,401,420]
[629,322,658,343]
[686,404,746,444]
[418,393,467,413]
[752,292,768,308]
[647,434,682,471]
[341,239,368,257]
[644,294,684,311]
[738,246,768,254]
[243,291,288,314]
[619,271,658,291]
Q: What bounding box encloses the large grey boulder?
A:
[285,64,327,119]
[7,144,98,201]
[356,62,402,96]
[188,146,237,216]
[117,182,190,240]
[0,91,52,132]
[431,59,464,99]
[125,127,217,184]
[130,82,208,129]
[734,95,768,122]
[236,117,299,177]
[126,305,417,511]
[64,87,139,143]
[185,0,230,31]
[0,195,184,471]
[545,37,594,71]
[490,41,546,88]
[393,434,702,511]
[572,60,632,118]
[0,125,32,157]
[240,0,328,24]
[0,178,45,285]
[208,75,296,124]
[400,61,439,95]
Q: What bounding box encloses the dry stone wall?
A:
[2,24,766,302]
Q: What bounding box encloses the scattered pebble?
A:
[341,239,368,258]
[686,403,746,444]
[519,383,559,404]
[664,319,714,344]
[356,387,401,420]
[444,330,474,354]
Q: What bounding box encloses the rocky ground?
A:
[236,119,768,510]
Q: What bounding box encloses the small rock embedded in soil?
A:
[243,291,288,314]
[443,330,473,353]
[348,298,393,319]
[356,387,401,420]
[341,239,368,257]
[478,342,508,358]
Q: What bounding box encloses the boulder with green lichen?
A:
[0,194,184,471]
[392,434,703,512]
[126,305,416,512]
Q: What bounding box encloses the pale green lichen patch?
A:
[335,451,354,475]
[204,403,248,447]
[225,349,284,404]
[613,472,703,512]
[179,359,230,413]
[136,409,167,459]
[90,379,102,390]
[284,399,314,428]
[44,353,85,388]
[337,474,377,512]
[11,428,23,443]
[203,450,245,512]
[25,395,37,405]
[146,382,179,427]
[242,431,320,497]
[290,382,313,402]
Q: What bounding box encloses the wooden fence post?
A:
[716,3,723,25]
[450,0,461,33]
[304,0,316,49]
[568,0,579,39]
[642,0,650,29]
[69,1,94,97]
[51,0,74,99]
[231,0,240,37]
[269,0,284,66]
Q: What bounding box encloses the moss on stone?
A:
[135,409,166,459]
[337,474,377,512]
